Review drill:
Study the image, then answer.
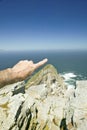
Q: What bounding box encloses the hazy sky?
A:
[0,0,87,51]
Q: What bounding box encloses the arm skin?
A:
[0,58,48,88]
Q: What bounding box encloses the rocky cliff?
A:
[0,64,87,130]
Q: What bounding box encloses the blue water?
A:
[0,50,87,85]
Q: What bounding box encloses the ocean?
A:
[0,50,87,88]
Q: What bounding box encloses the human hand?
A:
[12,58,48,80]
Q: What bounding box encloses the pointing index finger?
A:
[34,58,48,69]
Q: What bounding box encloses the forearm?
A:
[0,68,17,88]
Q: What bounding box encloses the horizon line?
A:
[0,48,87,52]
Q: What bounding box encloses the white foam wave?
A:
[61,72,77,89]
[61,72,87,88]
[61,73,77,81]
[67,85,76,89]
[64,82,75,89]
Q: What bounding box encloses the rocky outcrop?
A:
[26,64,65,89]
[0,64,87,130]
[70,81,87,130]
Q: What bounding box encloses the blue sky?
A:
[0,0,87,51]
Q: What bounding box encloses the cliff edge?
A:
[0,64,87,130]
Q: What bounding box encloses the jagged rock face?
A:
[0,64,87,130]
[62,81,87,130]
[26,64,65,88]
[70,81,87,130]
[26,64,66,96]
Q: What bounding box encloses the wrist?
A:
[4,68,15,83]
[0,68,15,87]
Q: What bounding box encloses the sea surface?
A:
[0,50,87,88]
